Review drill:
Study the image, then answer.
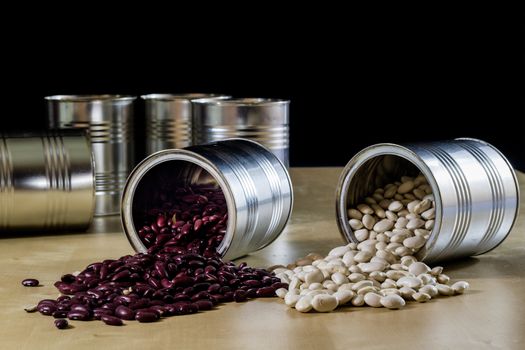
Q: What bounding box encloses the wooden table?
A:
[1,168,524,350]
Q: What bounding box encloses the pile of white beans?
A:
[271,174,469,312]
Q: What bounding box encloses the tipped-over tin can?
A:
[336,138,520,263]
[192,98,290,167]
[121,138,293,260]
[142,93,229,155]
[0,131,94,231]
[46,94,136,216]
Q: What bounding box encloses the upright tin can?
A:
[142,94,229,155]
[336,138,520,263]
[0,131,94,231]
[192,98,290,167]
[46,94,136,216]
[121,138,293,260]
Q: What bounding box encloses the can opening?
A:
[130,159,230,257]
[345,155,421,209]
[338,150,439,261]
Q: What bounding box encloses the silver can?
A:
[192,98,290,167]
[46,94,136,216]
[142,94,229,155]
[336,138,520,263]
[121,138,293,260]
[0,131,94,231]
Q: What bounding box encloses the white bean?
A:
[333,290,354,305]
[451,281,470,294]
[311,294,338,312]
[419,285,439,297]
[397,181,415,194]
[373,219,394,233]
[388,201,404,212]
[403,236,427,250]
[285,293,301,307]
[359,262,386,273]
[276,288,288,298]
[349,219,364,230]
[412,292,431,302]
[436,284,454,296]
[348,208,363,220]
[328,245,350,257]
[408,262,431,276]
[363,292,383,307]
[355,229,369,242]
[421,208,436,220]
[331,272,349,285]
[406,218,425,230]
[380,294,406,309]
[354,250,373,263]
[351,294,365,306]
[357,204,374,215]
[396,276,423,289]
[305,269,324,284]
[295,296,313,312]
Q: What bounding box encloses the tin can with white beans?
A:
[336,138,520,263]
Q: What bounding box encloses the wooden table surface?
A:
[1,168,524,350]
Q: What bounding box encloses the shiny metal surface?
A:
[192,98,290,167]
[142,94,229,154]
[121,138,293,260]
[0,131,94,231]
[46,95,136,216]
[336,138,520,263]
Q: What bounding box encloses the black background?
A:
[2,11,524,170]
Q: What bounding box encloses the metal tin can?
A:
[0,131,95,231]
[121,138,293,260]
[192,98,290,167]
[336,138,520,263]
[142,94,229,155]
[46,94,136,216]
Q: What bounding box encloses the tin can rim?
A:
[192,97,289,106]
[140,93,227,101]
[45,94,136,102]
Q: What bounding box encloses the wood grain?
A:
[0,168,523,350]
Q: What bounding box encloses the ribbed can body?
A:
[46,95,135,216]
[192,98,290,167]
[0,131,94,231]
[336,138,520,263]
[142,94,229,155]
[121,138,293,260]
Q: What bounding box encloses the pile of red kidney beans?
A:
[24,185,286,328]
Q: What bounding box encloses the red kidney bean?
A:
[52,310,68,318]
[272,282,289,290]
[22,279,39,287]
[101,315,123,326]
[194,300,214,311]
[93,308,113,319]
[233,290,247,302]
[135,310,158,323]
[243,280,261,288]
[67,311,90,321]
[245,288,258,298]
[38,304,56,316]
[114,305,135,320]
[60,274,76,283]
[54,319,69,329]
[173,303,198,315]
[255,287,276,298]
